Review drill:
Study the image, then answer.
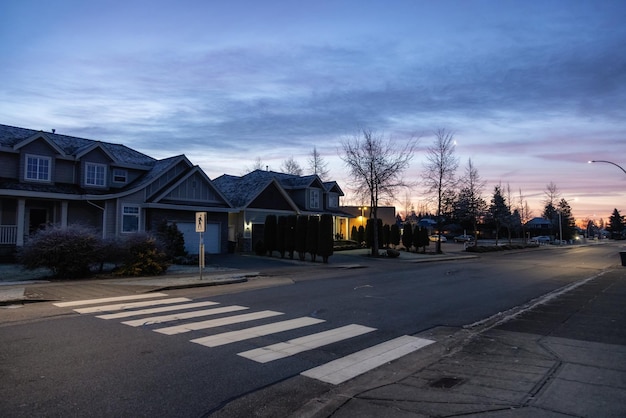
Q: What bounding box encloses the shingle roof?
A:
[0,124,155,166]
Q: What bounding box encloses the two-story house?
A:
[0,124,232,258]
[213,170,349,251]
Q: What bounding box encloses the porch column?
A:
[16,198,25,246]
[60,201,68,228]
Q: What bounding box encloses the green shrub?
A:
[276,216,287,258]
[306,216,320,262]
[114,234,169,277]
[401,222,413,250]
[264,215,277,256]
[295,215,308,261]
[285,215,297,259]
[18,224,99,279]
[390,224,401,247]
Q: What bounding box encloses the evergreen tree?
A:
[276,216,287,258]
[608,208,625,239]
[382,224,391,248]
[318,214,334,263]
[285,215,297,259]
[295,215,308,261]
[401,222,413,251]
[557,198,575,241]
[357,225,365,244]
[420,226,430,253]
[306,216,320,262]
[350,225,358,242]
[264,215,277,256]
[489,185,509,245]
[390,224,401,247]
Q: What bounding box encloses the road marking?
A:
[191,317,325,347]
[96,301,220,320]
[154,310,284,335]
[73,297,191,314]
[301,335,435,385]
[53,293,170,307]
[121,305,249,327]
[238,324,376,363]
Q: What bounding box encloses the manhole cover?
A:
[429,377,464,389]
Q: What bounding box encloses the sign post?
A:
[196,212,206,280]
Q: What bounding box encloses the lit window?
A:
[25,155,51,182]
[85,163,106,186]
[310,189,320,209]
[113,168,127,183]
[122,205,140,233]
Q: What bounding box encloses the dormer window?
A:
[310,189,320,209]
[328,193,339,208]
[85,162,106,187]
[113,168,127,183]
[25,154,51,182]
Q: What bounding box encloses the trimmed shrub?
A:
[306,216,320,262]
[276,216,287,258]
[254,240,266,256]
[295,215,308,261]
[285,215,297,259]
[114,233,169,277]
[318,214,334,263]
[390,224,401,247]
[350,225,358,242]
[264,214,277,256]
[18,224,100,279]
[401,222,413,251]
[382,224,391,248]
[357,225,365,245]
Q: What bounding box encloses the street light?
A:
[588,160,626,175]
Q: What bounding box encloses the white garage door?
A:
[177,222,220,254]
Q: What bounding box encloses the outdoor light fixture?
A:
[588,160,626,175]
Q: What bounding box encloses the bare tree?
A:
[341,129,417,256]
[517,188,533,241]
[281,156,303,176]
[423,128,459,253]
[242,156,265,174]
[307,146,330,180]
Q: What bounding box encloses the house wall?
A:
[67,201,102,230]
[18,140,57,182]
[55,159,76,183]
[0,152,18,178]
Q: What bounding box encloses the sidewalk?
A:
[293,266,626,417]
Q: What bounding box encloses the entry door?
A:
[28,208,48,233]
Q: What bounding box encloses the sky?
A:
[1,0,625,222]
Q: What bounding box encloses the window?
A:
[25,155,51,182]
[310,189,320,209]
[328,194,339,208]
[113,168,127,183]
[85,163,106,186]
[122,205,140,233]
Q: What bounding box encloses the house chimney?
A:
[52,129,56,133]
[266,165,269,171]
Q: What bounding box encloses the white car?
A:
[429,235,447,242]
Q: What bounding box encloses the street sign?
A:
[195,212,206,232]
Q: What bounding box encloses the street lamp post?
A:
[588,160,626,175]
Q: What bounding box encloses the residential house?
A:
[342,206,397,237]
[0,124,232,258]
[213,170,349,251]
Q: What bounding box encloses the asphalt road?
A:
[0,243,618,417]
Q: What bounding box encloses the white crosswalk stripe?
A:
[96,301,220,320]
[74,297,191,314]
[238,324,376,363]
[191,317,326,347]
[52,294,437,378]
[154,310,284,335]
[53,293,170,307]
[121,305,249,327]
[301,335,435,385]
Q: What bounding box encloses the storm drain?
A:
[429,377,465,389]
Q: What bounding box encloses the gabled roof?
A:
[213,172,298,211]
[152,165,232,207]
[323,181,344,196]
[0,124,155,166]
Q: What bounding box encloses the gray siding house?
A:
[0,124,232,256]
[213,170,350,251]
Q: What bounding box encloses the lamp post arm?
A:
[590,160,626,175]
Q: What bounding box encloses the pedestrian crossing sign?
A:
[195,212,206,232]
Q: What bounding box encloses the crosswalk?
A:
[53,294,435,385]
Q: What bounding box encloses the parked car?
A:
[533,236,551,243]
[453,234,474,243]
[429,235,447,242]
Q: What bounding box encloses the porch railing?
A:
[0,225,18,245]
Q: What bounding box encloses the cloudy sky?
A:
[1,0,625,221]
